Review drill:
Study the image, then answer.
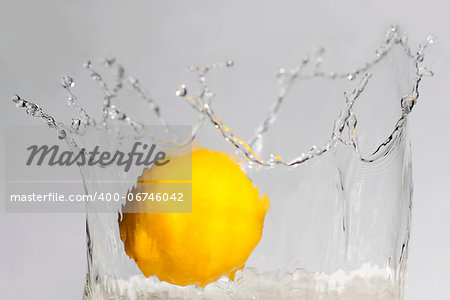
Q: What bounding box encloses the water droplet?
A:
[187,66,199,72]
[61,76,75,88]
[426,35,436,44]
[416,54,424,63]
[399,34,408,45]
[175,85,187,97]
[204,90,215,99]
[26,103,40,116]
[347,114,357,133]
[390,24,398,32]
[128,77,138,86]
[83,60,92,69]
[347,73,356,80]
[91,73,101,81]
[116,112,126,120]
[418,67,434,77]
[401,95,415,113]
[45,116,56,128]
[267,155,279,164]
[102,57,115,66]
[15,99,25,107]
[11,94,20,102]
[226,60,234,67]
[71,118,82,130]
[107,105,121,119]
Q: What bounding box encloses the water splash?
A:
[12,25,434,168]
[10,26,434,300]
[176,25,434,166]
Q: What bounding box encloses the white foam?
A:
[85,263,403,299]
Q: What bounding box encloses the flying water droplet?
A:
[128,77,138,86]
[15,99,25,107]
[25,103,40,116]
[277,68,286,76]
[347,73,356,80]
[175,85,187,97]
[44,115,56,128]
[71,118,82,130]
[426,35,436,44]
[399,34,408,45]
[116,112,126,120]
[107,105,125,120]
[226,60,234,67]
[61,76,75,88]
[401,95,415,114]
[102,57,116,66]
[204,90,215,100]
[11,94,20,102]
[187,66,199,72]
[83,60,92,69]
[91,73,101,81]
[418,67,434,77]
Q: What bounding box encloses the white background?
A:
[0,1,449,299]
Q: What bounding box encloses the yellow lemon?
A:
[119,148,269,287]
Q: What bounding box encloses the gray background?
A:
[1,1,449,299]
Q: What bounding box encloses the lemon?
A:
[119,148,269,287]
